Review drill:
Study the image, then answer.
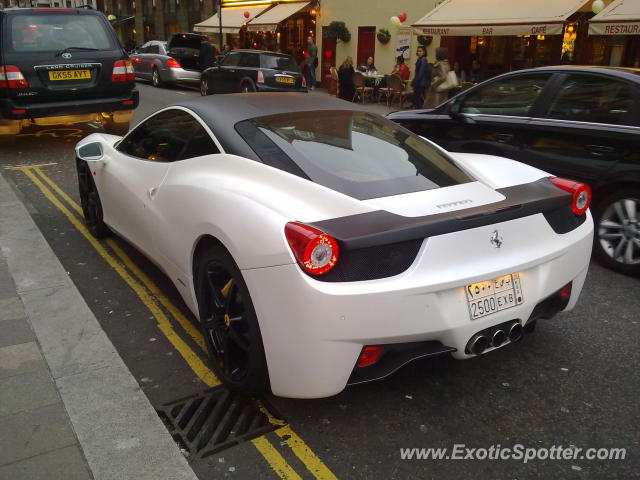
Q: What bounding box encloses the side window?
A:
[461,74,550,116]
[222,52,240,66]
[239,53,260,68]
[148,44,160,54]
[546,74,636,126]
[116,109,219,162]
[137,44,149,53]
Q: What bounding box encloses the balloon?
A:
[398,12,407,23]
[244,11,250,18]
[390,16,401,28]
[591,0,605,14]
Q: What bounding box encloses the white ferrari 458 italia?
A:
[75,93,593,398]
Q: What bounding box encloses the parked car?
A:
[131,33,214,88]
[200,50,306,95]
[0,7,138,144]
[388,66,640,276]
[74,93,592,398]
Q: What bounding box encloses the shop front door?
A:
[321,28,336,89]
[357,26,375,68]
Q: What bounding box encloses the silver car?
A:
[131,36,202,88]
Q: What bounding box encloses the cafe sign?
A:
[413,23,564,36]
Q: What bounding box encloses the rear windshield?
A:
[235,111,472,200]
[168,35,203,52]
[260,54,299,72]
[8,14,116,52]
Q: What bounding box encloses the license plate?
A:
[275,76,294,84]
[48,70,91,81]
[465,273,523,320]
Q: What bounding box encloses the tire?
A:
[103,119,130,136]
[195,244,269,395]
[241,81,256,93]
[77,160,111,238]
[592,188,640,276]
[152,67,163,88]
[200,77,210,96]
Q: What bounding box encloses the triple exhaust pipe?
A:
[467,321,524,356]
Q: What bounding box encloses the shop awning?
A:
[247,2,310,31]
[589,0,640,35]
[193,6,269,34]
[413,0,590,36]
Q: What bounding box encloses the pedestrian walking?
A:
[305,36,318,89]
[411,45,430,109]
[426,47,453,107]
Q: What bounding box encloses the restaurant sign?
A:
[412,23,564,36]
[589,22,640,35]
[247,23,278,31]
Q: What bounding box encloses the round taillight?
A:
[549,177,592,215]
[284,222,339,275]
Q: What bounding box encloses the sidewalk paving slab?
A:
[0,172,199,480]
[0,446,92,480]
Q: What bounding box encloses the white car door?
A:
[99,109,197,254]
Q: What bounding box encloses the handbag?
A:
[436,70,458,92]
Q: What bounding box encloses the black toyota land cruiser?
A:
[0,7,138,145]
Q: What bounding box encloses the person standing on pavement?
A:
[426,47,452,107]
[305,36,318,90]
[411,45,430,109]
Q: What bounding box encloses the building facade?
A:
[315,0,441,87]
[1,0,97,7]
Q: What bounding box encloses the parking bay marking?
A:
[21,166,339,480]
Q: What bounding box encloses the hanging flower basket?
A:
[324,21,351,42]
[417,35,433,47]
[377,28,391,44]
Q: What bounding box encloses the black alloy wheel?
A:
[593,189,640,276]
[196,245,269,394]
[77,160,111,238]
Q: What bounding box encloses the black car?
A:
[389,66,640,276]
[0,7,138,144]
[200,49,306,96]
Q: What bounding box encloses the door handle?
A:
[147,187,158,199]
[495,133,514,143]
[586,144,615,155]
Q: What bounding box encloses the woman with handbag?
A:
[425,47,454,108]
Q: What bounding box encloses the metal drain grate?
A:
[156,387,283,459]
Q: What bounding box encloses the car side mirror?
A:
[76,142,104,163]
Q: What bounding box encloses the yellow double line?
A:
[17,165,338,480]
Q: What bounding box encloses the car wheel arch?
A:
[591,181,640,209]
[192,234,231,282]
[240,78,256,92]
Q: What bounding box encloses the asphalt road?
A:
[1,82,638,480]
